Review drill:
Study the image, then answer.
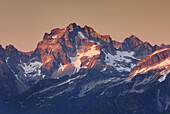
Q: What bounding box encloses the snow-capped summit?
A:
[0,23,170,114]
[0,23,169,99]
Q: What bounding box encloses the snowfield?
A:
[104,50,138,72]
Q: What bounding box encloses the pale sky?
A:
[0,0,170,51]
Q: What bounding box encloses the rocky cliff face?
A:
[128,48,170,81]
[0,24,137,98]
[0,45,29,99]
[160,44,170,49]
[112,35,166,58]
[33,23,115,73]
[0,23,169,95]
[119,35,143,50]
[0,23,170,114]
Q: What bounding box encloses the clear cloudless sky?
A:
[0,0,170,51]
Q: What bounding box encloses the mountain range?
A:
[0,23,169,114]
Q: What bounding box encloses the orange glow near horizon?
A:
[0,0,170,52]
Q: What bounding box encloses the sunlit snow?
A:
[131,58,170,82]
[52,35,57,38]
[78,31,85,39]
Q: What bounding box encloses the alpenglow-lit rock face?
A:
[0,23,170,114]
[0,23,169,95]
[128,48,170,81]
[0,23,139,94]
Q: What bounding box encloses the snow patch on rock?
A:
[52,35,57,38]
[130,58,170,82]
[78,78,114,97]
[71,45,100,73]
[19,61,43,78]
[103,50,137,72]
[78,31,85,39]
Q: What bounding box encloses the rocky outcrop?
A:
[83,25,112,43]
[0,45,27,99]
[160,43,170,49]
[118,35,143,50]
[112,35,169,58]
[128,48,170,79]
[112,40,121,49]
[112,35,154,58]
[32,23,117,76]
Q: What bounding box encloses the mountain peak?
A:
[129,34,138,38]
[43,33,52,40]
[129,35,137,38]
[67,22,78,28]
[0,45,5,57]
[116,35,144,51]
[0,45,4,50]
[124,35,143,44]
[5,44,16,50]
[160,43,170,49]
